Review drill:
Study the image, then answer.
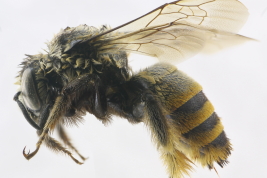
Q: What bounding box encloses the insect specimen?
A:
[14,0,251,177]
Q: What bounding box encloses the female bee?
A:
[14,0,251,177]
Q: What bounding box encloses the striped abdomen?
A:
[169,90,232,168]
[138,63,232,170]
[134,63,232,177]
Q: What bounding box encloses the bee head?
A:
[14,54,63,130]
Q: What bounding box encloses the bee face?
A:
[13,0,253,177]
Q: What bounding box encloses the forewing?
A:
[92,0,250,63]
[105,0,248,33]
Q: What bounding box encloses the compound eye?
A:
[21,67,42,113]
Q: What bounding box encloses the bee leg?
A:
[92,79,107,120]
[108,83,169,145]
[141,93,194,177]
[38,103,51,129]
[23,128,48,160]
[23,95,69,160]
[63,73,108,121]
[142,92,169,146]
[40,130,84,164]
[22,103,53,160]
[57,124,87,161]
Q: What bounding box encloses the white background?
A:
[1,0,267,177]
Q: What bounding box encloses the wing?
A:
[87,0,250,63]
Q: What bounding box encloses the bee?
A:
[14,0,251,177]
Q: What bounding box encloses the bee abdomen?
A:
[171,91,223,145]
[206,131,231,167]
[136,63,231,169]
[182,112,222,145]
[170,90,231,167]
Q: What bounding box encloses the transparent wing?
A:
[90,0,250,63]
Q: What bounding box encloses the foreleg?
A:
[23,95,69,160]
[57,124,87,161]
[23,95,85,164]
